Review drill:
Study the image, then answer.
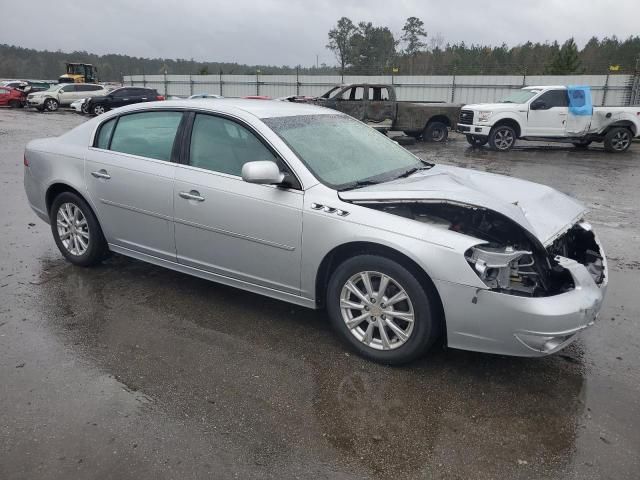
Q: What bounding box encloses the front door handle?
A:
[179,190,205,202]
[91,169,111,179]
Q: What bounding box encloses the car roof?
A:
[117,98,338,119]
[523,86,567,90]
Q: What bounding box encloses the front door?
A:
[85,110,184,260]
[527,89,569,136]
[174,113,303,294]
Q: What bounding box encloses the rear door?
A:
[328,86,366,120]
[527,89,569,136]
[174,112,303,293]
[365,86,395,124]
[85,110,184,260]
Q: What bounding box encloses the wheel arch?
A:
[425,115,451,129]
[46,183,93,216]
[492,117,522,137]
[603,121,637,137]
[315,241,446,336]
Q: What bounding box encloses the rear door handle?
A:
[179,190,205,202]
[91,169,111,179]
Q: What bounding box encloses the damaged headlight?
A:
[477,111,493,122]
[466,245,539,295]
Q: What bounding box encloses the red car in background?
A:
[0,86,25,108]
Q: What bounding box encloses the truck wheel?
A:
[572,140,592,149]
[466,135,488,147]
[489,125,516,151]
[44,98,59,112]
[423,122,448,142]
[604,127,632,153]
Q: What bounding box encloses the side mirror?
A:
[241,161,285,185]
[530,100,547,110]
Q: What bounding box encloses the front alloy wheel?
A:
[340,271,415,351]
[44,98,59,112]
[327,254,441,364]
[489,125,516,151]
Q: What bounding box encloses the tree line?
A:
[327,17,640,75]
[1,25,639,81]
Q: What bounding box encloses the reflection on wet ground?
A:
[1,111,639,479]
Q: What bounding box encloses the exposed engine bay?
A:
[362,202,606,297]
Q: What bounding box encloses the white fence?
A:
[123,74,637,106]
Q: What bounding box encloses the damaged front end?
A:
[362,202,606,297]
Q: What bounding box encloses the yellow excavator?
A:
[58,63,98,84]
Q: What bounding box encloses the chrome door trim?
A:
[173,217,296,251]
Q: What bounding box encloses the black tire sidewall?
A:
[424,122,448,142]
[50,192,107,267]
[489,125,516,151]
[604,127,632,153]
[326,254,440,364]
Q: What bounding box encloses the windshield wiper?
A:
[339,179,380,191]
[393,164,432,180]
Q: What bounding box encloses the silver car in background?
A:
[23,99,607,363]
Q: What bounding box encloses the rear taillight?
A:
[23,153,29,167]
[156,95,165,101]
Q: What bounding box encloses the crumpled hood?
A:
[339,164,587,246]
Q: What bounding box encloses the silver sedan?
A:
[23,99,607,363]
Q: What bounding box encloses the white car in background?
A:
[26,83,108,112]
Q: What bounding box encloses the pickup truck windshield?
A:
[264,114,428,190]
[499,90,540,103]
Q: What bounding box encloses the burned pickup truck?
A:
[290,84,461,142]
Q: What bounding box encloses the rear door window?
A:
[108,111,183,161]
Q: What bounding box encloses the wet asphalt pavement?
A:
[1,109,639,479]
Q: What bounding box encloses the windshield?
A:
[498,89,540,103]
[263,114,430,190]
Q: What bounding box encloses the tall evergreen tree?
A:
[401,17,427,55]
[545,38,583,74]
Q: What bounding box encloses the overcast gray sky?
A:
[2,0,638,66]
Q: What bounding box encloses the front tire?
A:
[327,254,441,364]
[423,121,448,142]
[44,98,59,112]
[604,127,632,153]
[50,192,108,267]
[489,124,516,151]
[8,100,22,108]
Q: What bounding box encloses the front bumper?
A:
[435,256,606,357]
[457,123,491,136]
[26,96,46,107]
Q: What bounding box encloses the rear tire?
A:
[423,121,448,142]
[466,134,488,146]
[50,192,109,267]
[326,254,441,364]
[603,127,632,153]
[92,104,107,115]
[489,124,517,151]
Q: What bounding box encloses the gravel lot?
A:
[1,108,639,479]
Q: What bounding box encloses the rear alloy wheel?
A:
[489,124,516,151]
[50,192,108,267]
[327,255,441,364]
[44,98,59,112]
[423,121,448,142]
[92,104,106,115]
[466,134,488,146]
[604,127,632,153]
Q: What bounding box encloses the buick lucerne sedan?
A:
[23,99,607,364]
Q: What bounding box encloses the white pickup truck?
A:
[457,85,640,152]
